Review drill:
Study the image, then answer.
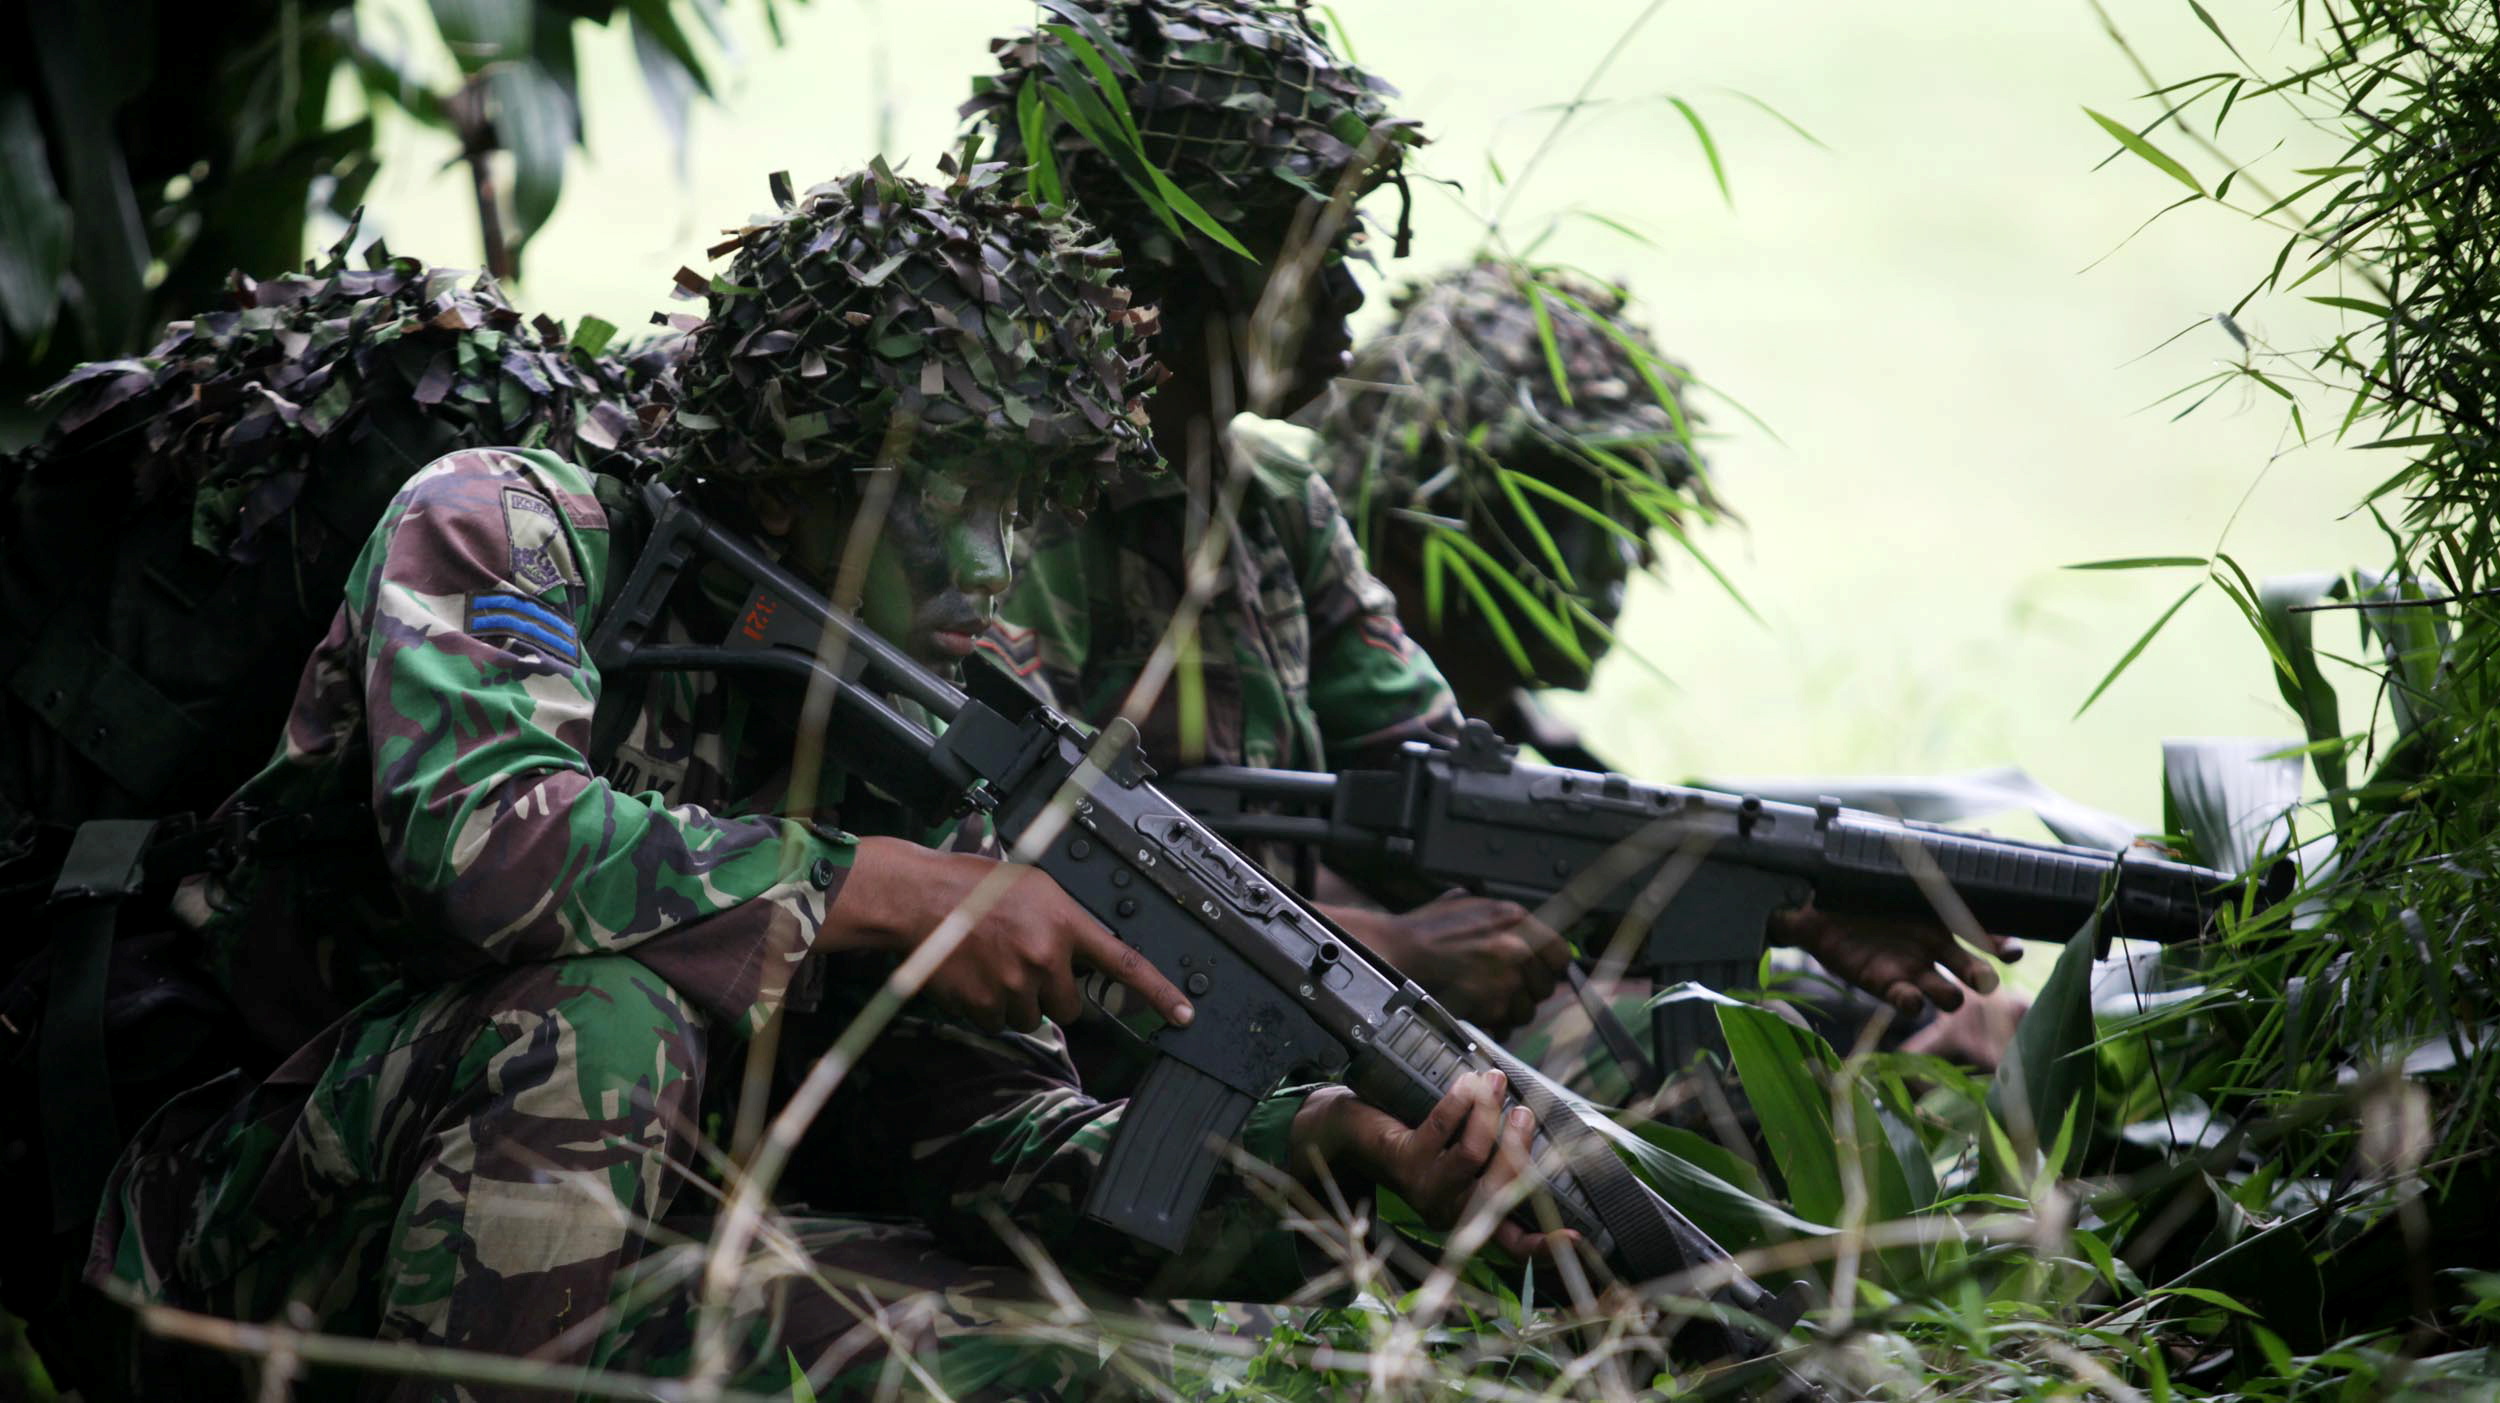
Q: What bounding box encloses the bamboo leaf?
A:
[1526,282,1573,408]
[1667,96,1732,206]
[1491,466,1576,589]
[1723,87,1829,149]
[488,60,577,256]
[2065,555,2210,570]
[1716,1003,1847,1224]
[2075,581,2203,718]
[1431,526,1590,670]
[1422,533,1534,676]
[2084,106,2207,196]
[1987,910,2103,1169]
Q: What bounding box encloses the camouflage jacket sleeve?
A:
[354,447,843,1034]
[1264,441,1461,770]
[816,985,1324,1300]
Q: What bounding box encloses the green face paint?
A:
[784,443,1030,671]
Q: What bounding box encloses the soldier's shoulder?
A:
[400,447,611,534]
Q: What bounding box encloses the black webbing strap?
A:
[42,818,155,1233]
[1565,964,1662,1099]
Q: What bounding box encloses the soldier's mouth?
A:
[930,629,979,658]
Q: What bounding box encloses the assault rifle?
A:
[588,482,1827,1391]
[1163,725,2280,1092]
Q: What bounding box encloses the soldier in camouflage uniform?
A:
[968,9,2017,1082]
[968,0,1578,1045]
[84,163,1561,1402]
[1314,258,1715,774]
[1317,259,2026,1094]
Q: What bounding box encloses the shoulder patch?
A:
[502,486,583,596]
[466,592,582,665]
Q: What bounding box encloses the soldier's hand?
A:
[1329,892,1569,1037]
[1290,1070,1579,1262]
[1770,904,2019,1017]
[826,837,1193,1034]
[1901,984,2030,1069]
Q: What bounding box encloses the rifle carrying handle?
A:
[1083,1055,1258,1253]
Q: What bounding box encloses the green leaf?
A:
[2161,739,2303,874]
[2064,555,2210,570]
[1717,1002,1920,1263]
[1492,466,1576,590]
[1987,910,2101,1169]
[1667,96,1732,206]
[788,1349,818,1402]
[1724,88,1828,149]
[1526,283,1573,408]
[428,0,531,71]
[2150,1286,2260,1316]
[1421,533,1532,676]
[1430,526,1590,670]
[2074,580,2203,718]
[2256,573,2350,821]
[1041,24,1142,145]
[569,314,618,359]
[1015,79,1065,207]
[2307,294,2392,316]
[1135,162,1254,261]
[488,60,577,255]
[1716,1002,1846,1225]
[2083,107,2207,196]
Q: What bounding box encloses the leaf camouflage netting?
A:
[963,0,1424,263]
[664,160,1162,514]
[24,224,661,564]
[1319,258,1715,546]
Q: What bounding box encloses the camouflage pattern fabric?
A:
[1,232,660,831]
[1316,258,1705,527]
[174,446,840,1049]
[662,164,1160,518]
[91,447,1324,1399]
[988,414,1456,773]
[964,0,1424,267]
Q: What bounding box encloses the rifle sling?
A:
[40,819,155,1234]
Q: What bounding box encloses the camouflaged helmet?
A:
[664,161,1160,514]
[963,0,1423,265]
[1320,258,1710,540]
[27,225,655,561]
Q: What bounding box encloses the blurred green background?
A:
[347,0,2383,829]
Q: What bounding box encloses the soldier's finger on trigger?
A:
[1075,920,1192,1026]
[1040,964,1083,1026]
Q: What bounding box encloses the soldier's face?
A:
[1231,205,1365,415]
[856,449,1021,669]
[774,449,1020,670]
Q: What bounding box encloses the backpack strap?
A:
[9,611,212,807]
[587,474,655,772]
[40,818,154,1233]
